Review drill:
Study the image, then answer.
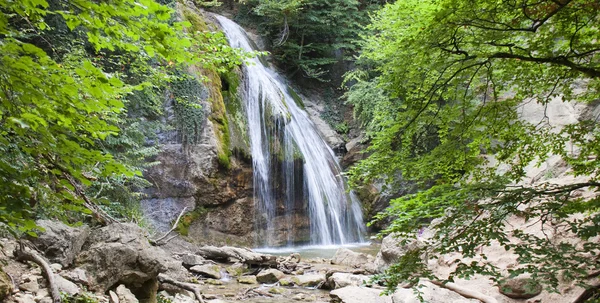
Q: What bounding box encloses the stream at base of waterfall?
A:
[216,15,365,247]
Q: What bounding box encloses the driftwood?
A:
[157,273,204,303]
[196,246,278,267]
[428,280,498,303]
[14,243,61,303]
[150,207,188,245]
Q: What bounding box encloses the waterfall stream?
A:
[216,16,365,247]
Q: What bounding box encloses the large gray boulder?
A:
[75,223,172,292]
[374,233,421,272]
[189,264,221,279]
[330,286,392,303]
[331,248,374,269]
[287,274,325,287]
[29,220,89,267]
[256,269,285,284]
[327,273,369,289]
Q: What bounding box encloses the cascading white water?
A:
[216,15,365,247]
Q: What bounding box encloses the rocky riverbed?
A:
[0,220,585,303]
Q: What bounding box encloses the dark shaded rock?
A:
[499,278,542,299]
[28,220,89,267]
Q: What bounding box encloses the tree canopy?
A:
[238,0,385,82]
[346,0,600,295]
[0,0,243,236]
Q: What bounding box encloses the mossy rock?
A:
[498,278,542,299]
[0,267,12,301]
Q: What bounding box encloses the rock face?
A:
[330,286,392,303]
[498,278,542,299]
[75,224,170,293]
[28,220,89,267]
[141,63,258,247]
[331,248,374,269]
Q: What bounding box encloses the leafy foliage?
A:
[0,0,244,235]
[237,0,385,81]
[346,0,600,295]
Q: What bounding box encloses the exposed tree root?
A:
[14,242,61,303]
[427,280,498,303]
[157,273,204,303]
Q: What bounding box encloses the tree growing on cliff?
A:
[240,0,386,81]
[0,0,243,236]
[346,0,600,298]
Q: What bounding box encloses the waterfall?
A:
[216,15,365,247]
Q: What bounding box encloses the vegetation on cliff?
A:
[345,0,600,296]
[236,0,386,82]
[0,0,244,236]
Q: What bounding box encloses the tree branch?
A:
[150,207,187,245]
[157,273,204,303]
[488,52,600,78]
[427,280,498,303]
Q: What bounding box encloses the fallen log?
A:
[196,246,278,267]
[427,280,498,303]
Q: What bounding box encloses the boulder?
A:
[109,290,119,303]
[54,274,80,295]
[75,223,172,292]
[60,268,89,286]
[331,248,374,269]
[179,254,206,269]
[189,264,221,279]
[498,278,542,299]
[226,263,247,277]
[28,220,89,267]
[330,286,392,303]
[256,269,285,283]
[19,279,39,293]
[374,233,421,272]
[289,274,325,287]
[0,267,13,300]
[237,275,257,284]
[116,284,139,303]
[14,293,36,303]
[327,273,369,289]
